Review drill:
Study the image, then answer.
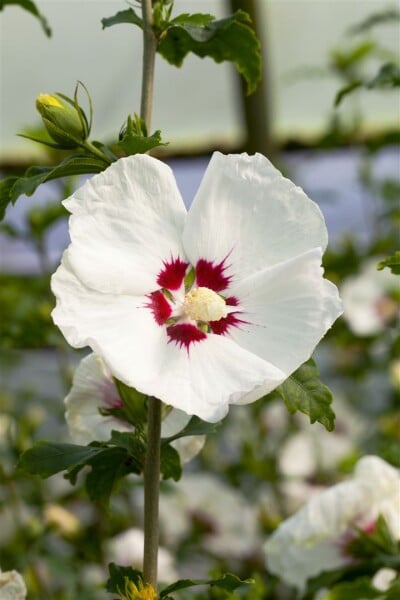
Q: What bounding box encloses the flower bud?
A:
[36,93,88,148]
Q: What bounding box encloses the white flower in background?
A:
[372,568,397,592]
[0,569,27,599]
[64,353,204,462]
[264,455,400,592]
[157,473,260,559]
[341,258,399,336]
[52,152,342,422]
[43,503,81,536]
[106,528,178,583]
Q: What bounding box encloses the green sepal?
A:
[113,378,148,427]
[159,572,254,597]
[377,252,400,275]
[106,563,143,594]
[101,7,143,31]
[161,415,220,445]
[115,114,167,156]
[0,0,51,36]
[157,10,261,94]
[273,358,336,431]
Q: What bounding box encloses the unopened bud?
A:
[36,93,88,148]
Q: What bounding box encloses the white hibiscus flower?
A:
[264,455,400,592]
[52,152,342,422]
[341,258,399,336]
[0,569,27,599]
[64,352,205,462]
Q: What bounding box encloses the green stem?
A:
[140,0,157,130]
[81,140,112,164]
[143,396,162,586]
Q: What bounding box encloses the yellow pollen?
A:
[183,286,227,322]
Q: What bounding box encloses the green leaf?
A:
[160,443,182,481]
[158,10,261,94]
[101,8,142,31]
[84,446,135,506]
[275,358,336,431]
[377,252,400,275]
[0,0,51,36]
[334,81,363,106]
[162,415,220,444]
[116,114,167,156]
[18,442,103,478]
[160,573,254,597]
[349,8,400,34]
[324,577,382,599]
[367,63,400,88]
[0,176,19,220]
[106,563,142,593]
[9,154,108,204]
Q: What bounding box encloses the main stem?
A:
[140,0,157,130]
[143,396,162,585]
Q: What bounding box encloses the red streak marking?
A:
[209,313,246,335]
[195,258,231,292]
[167,323,207,350]
[157,257,188,290]
[146,291,172,325]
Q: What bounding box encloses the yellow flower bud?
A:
[122,579,157,600]
[36,92,89,147]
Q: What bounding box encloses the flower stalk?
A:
[140,0,157,130]
[143,396,162,586]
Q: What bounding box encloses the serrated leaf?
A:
[18,442,103,478]
[0,176,19,220]
[9,154,108,204]
[377,252,400,275]
[367,63,400,88]
[116,115,167,156]
[160,443,182,481]
[160,572,253,597]
[158,10,261,94]
[275,358,336,431]
[101,8,142,31]
[0,0,51,36]
[162,415,220,444]
[106,563,142,593]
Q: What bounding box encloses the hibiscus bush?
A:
[0,1,399,599]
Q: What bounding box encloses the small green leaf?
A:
[162,415,220,444]
[101,8,142,30]
[160,443,182,481]
[158,10,261,94]
[377,252,400,275]
[0,0,51,36]
[324,577,382,599]
[18,442,103,478]
[116,114,167,156]
[106,563,142,593]
[160,572,254,597]
[367,63,400,88]
[0,176,19,220]
[334,81,362,106]
[84,446,135,506]
[9,154,108,204]
[275,358,336,431]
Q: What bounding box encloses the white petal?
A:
[228,248,342,376]
[183,152,328,282]
[64,353,133,444]
[140,334,285,423]
[64,155,187,295]
[51,252,168,385]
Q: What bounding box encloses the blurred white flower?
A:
[264,455,400,592]
[0,569,27,599]
[341,258,399,336]
[372,567,397,592]
[158,473,260,559]
[43,503,81,536]
[64,352,204,462]
[106,528,178,583]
